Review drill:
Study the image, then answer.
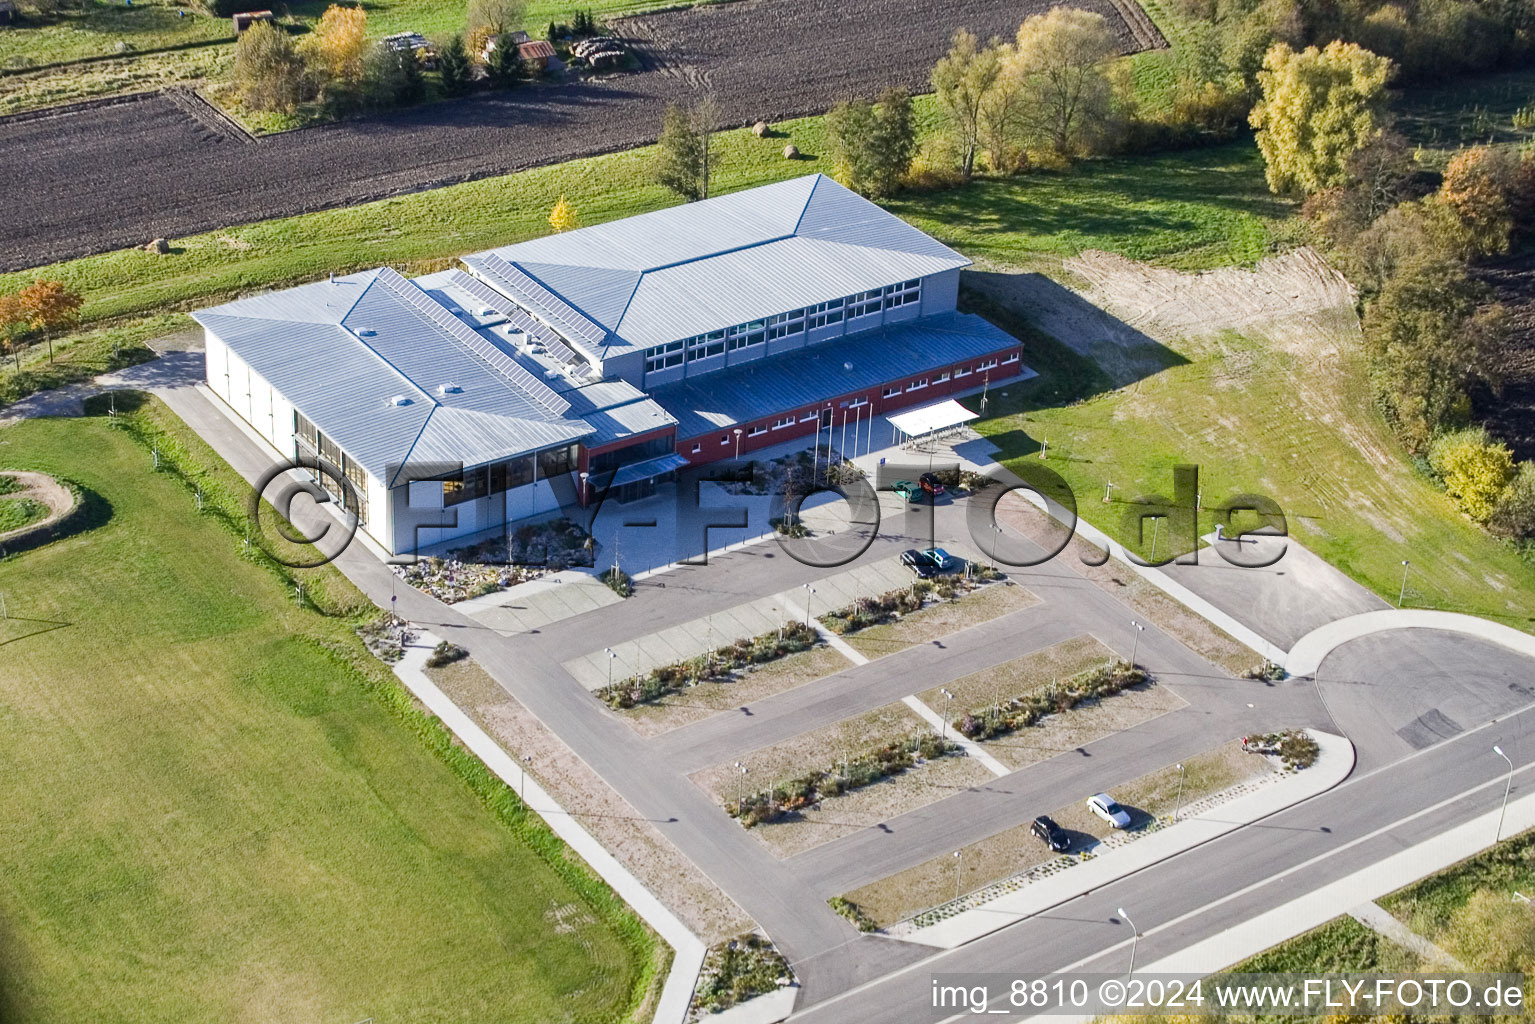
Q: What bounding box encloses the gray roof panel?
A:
[648,313,1020,439]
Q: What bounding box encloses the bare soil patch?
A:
[979,677,1185,771]
[843,580,1039,659]
[916,634,1116,712]
[429,658,754,942]
[691,702,992,858]
[617,645,851,738]
[0,0,1151,269]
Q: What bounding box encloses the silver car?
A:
[1087,792,1132,829]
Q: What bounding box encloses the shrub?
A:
[828,896,878,932]
[955,660,1149,741]
[727,732,959,827]
[424,640,468,668]
[1428,427,1516,523]
[691,934,792,1015]
[597,621,817,708]
[600,566,632,597]
[1243,730,1319,769]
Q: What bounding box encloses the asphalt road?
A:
[788,661,1535,1022]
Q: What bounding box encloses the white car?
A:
[1086,792,1132,829]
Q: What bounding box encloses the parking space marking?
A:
[902,695,1012,778]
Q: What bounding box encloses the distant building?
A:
[516,39,556,70]
[231,10,274,34]
[192,174,1026,555]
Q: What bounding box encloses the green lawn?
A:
[0,0,227,71]
[0,406,661,1023]
[1380,828,1535,937]
[0,496,48,531]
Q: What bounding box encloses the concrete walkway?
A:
[392,631,707,1024]
[1348,900,1465,968]
[893,730,1353,948]
[1286,609,1535,677]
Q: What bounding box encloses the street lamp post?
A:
[734,761,748,816]
[802,584,815,628]
[518,754,532,800]
[605,647,617,688]
[989,523,1002,570]
[1129,620,1145,667]
[953,850,964,902]
[1398,559,1410,608]
[1173,762,1186,821]
[1118,906,1139,980]
[1150,516,1162,563]
[939,687,954,741]
[1495,744,1514,843]
[733,427,743,461]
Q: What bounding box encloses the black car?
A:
[1031,815,1070,852]
[900,549,941,579]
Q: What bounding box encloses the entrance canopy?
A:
[888,400,978,441]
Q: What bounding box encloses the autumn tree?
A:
[1428,427,1516,522]
[1008,8,1119,159]
[548,195,579,232]
[1436,146,1518,262]
[1249,40,1394,196]
[305,4,368,83]
[652,100,715,202]
[931,30,1003,178]
[18,280,83,362]
[1359,205,1507,450]
[234,21,306,113]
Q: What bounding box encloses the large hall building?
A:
[193,174,1027,555]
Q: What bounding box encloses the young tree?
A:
[652,101,714,202]
[468,0,525,35]
[0,293,26,372]
[17,280,82,362]
[869,87,916,197]
[306,4,368,83]
[824,97,876,194]
[1249,40,1394,196]
[233,21,306,113]
[931,29,1003,178]
[438,33,471,96]
[485,33,523,88]
[1009,8,1119,158]
[548,195,580,232]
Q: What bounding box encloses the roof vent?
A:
[437,382,461,395]
[481,307,498,317]
[387,394,412,406]
[844,361,854,371]
[353,327,376,337]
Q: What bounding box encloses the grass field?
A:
[0,97,1281,323]
[966,281,1535,626]
[0,405,661,1023]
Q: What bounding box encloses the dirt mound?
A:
[0,470,76,543]
[1063,247,1355,348]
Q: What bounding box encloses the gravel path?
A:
[0,0,1151,271]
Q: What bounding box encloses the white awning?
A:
[887,399,978,438]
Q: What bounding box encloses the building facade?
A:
[193,174,1026,556]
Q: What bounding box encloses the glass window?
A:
[644,340,684,373]
[954,365,972,377]
[490,455,535,492]
[882,279,922,307]
[295,411,318,449]
[748,425,768,437]
[882,385,902,398]
[443,466,489,507]
[768,309,805,340]
[538,444,577,479]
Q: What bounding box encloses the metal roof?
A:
[647,312,1022,439]
[467,174,971,355]
[193,270,597,486]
